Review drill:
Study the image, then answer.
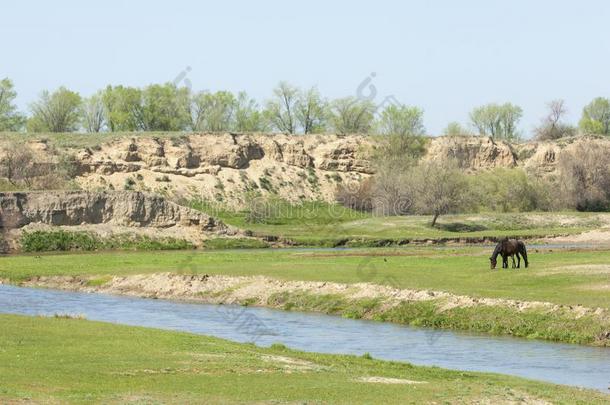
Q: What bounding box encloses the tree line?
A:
[1,77,610,140]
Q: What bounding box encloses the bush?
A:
[467,168,556,212]
[20,230,194,252]
[21,230,99,252]
[335,177,374,212]
[558,143,610,211]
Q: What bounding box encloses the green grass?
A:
[0,314,606,404]
[2,247,610,310]
[3,246,610,344]
[0,130,192,149]
[203,237,270,249]
[188,201,609,245]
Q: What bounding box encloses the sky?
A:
[3,0,610,137]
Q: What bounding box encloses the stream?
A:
[1,284,609,392]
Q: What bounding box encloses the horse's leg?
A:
[502,254,508,269]
[516,252,521,268]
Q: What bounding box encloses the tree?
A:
[295,87,327,134]
[412,160,468,226]
[82,93,106,133]
[0,140,39,187]
[28,87,82,132]
[378,105,425,137]
[264,81,299,133]
[469,102,523,141]
[234,91,266,132]
[377,104,426,159]
[579,97,610,135]
[139,83,190,131]
[101,85,142,132]
[0,78,25,131]
[328,97,375,135]
[534,99,575,140]
[443,121,472,137]
[190,91,236,131]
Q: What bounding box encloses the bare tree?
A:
[558,143,610,211]
[82,93,106,132]
[264,82,299,134]
[0,141,37,187]
[534,99,575,140]
[295,87,327,134]
[0,141,74,190]
[412,160,468,226]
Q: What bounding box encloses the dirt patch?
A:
[543,230,610,245]
[356,376,427,385]
[541,264,610,276]
[260,355,324,372]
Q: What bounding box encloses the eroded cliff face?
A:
[0,191,237,250]
[2,133,610,205]
[70,133,374,206]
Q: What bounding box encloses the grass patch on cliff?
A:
[20,230,194,252]
[1,314,607,404]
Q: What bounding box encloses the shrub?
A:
[558,143,610,211]
[124,177,136,190]
[21,230,99,252]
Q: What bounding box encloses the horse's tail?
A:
[520,241,528,268]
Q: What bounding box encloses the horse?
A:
[490,238,528,269]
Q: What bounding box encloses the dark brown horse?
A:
[490,238,528,269]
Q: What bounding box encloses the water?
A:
[1,284,609,392]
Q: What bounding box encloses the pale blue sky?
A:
[3,0,610,136]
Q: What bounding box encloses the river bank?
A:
[19,272,610,346]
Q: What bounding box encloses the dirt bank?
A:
[23,273,610,346]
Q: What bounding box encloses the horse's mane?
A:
[490,242,502,259]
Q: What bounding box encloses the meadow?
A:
[0,314,607,404]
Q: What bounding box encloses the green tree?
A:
[28,87,82,132]
[264,81,299,133]
[328,97,375,135]
[469,102,522,141]
[579,97,610,135]
[190,91,236,131]
[377,104,427,160]
[295,87,327,134]
[0,78,25,131]
[443,121,472,136]
[233,91,266,132]
[140,83,190,131]
[82,92,106,133]
[100,85,142,132]
[378,104,425,137]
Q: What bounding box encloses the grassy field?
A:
[0,314,607,404]
[3,247,609,309]
[190,201,609,245]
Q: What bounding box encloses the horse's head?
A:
[489,256,497,269]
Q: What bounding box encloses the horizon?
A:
[3,0,610,137]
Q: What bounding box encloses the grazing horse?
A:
[490,238,528,269]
